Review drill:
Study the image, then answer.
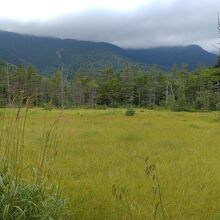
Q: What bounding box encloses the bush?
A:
[125,108,135,116]
[0,166,69,219]
[43,100,53,111]
[195,91,220,111]
[95,105,107,110]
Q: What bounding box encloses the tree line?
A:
[0,61,220,111]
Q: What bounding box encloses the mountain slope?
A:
[0,31,132,74]
[125,45,217,70]
[0,31,217,74]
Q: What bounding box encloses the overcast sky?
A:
[0,0,219,52]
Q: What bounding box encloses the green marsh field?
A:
[1,108,220,220]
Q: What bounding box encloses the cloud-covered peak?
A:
[0,0,219,52]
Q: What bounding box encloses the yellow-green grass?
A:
[1,108,220,219]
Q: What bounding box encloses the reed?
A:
[0,96,69,219]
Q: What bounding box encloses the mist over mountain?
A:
[0,31,217,75]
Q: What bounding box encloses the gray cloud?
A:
[0,0,219,52]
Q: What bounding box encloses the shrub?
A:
[95,105,107,110]
[195,91,220,111]
[125,108,135,116]
[43,100,53,111]
[0,166,68,219]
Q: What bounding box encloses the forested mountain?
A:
[125,45,217,70]
[0,30,217,75]
[0,31,133,74]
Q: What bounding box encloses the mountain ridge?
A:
[0,30,217,75]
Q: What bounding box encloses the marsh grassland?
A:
[2,108,220,220]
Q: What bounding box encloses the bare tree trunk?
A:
[138,88,141,108]
[165,83,169,104]
[168,80,175,102]
[153,80,156,106]
[6,62,11,106]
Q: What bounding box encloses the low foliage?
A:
[125,108,135,116]
[0,166,67,220]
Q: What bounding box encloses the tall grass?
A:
[112,184,133,220]
[0,97,69,219]
[145,157,165,220]
[1,108,220,219]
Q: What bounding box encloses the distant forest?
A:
[1,60,220,111]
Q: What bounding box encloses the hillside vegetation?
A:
[0,31,217,74]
